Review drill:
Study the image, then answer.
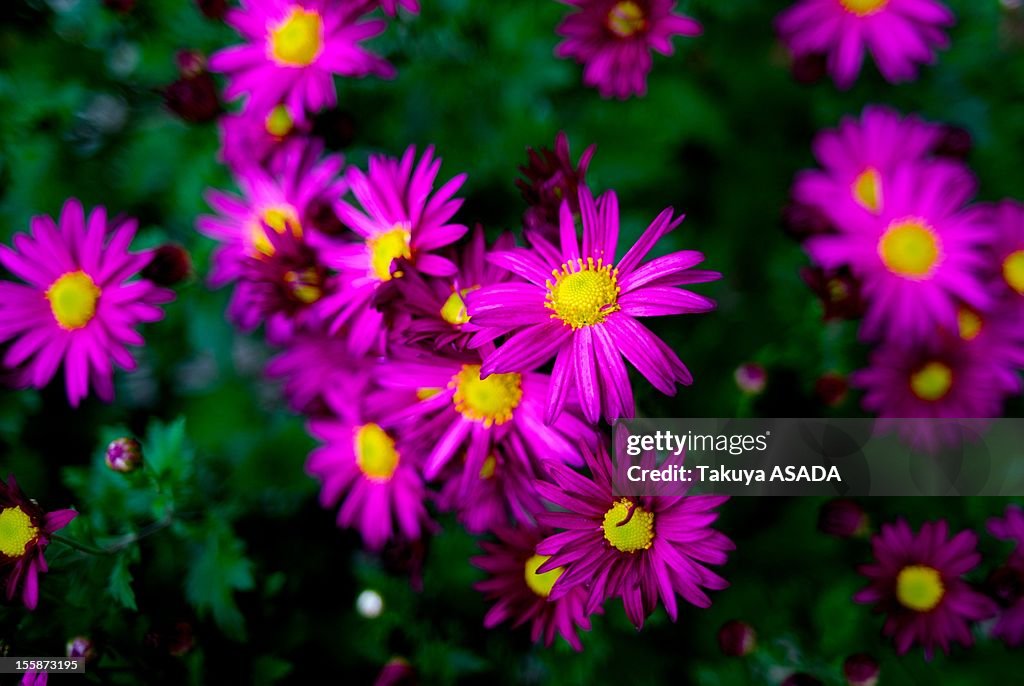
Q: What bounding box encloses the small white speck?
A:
[356,589,383,618]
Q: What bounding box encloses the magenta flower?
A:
[1,475,76,610]
[555,0,701,99]
[265,327,366,415]
[210,0,394,120]
[307,398,430,551]
[517,132,596,236]
[792,107,942,227]
[988,505,1024,647]
[319,146,468,350]
[472,525,597,650]
[776,0,955,89]
[467,187,719,423]
[854,519,996,658]
[369,349,595,480]
[988,200,1024,301]
[806,161,991,342]
[0,199,174,406]
[218,106,308,174]
[198,140,347,287]
[20,673,47,686]
[535,443,732,629]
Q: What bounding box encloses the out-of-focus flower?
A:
[0,199,174,406]
[734,362,767,394]
[814,371,849,406]
[472,525,597,650]
[218,106,309,173]
[855,519,996,658]
[0,475,77,610]
[20,672,47,686]
[717,619,757,656]
[105,437,143,473]
[141,244,193,287]
[373,657,416,686]
[536,443,732,629]
[163,52,221,123]
[66,636,97,663]
[818,499,869,538]
[210,0,394,120]
[264,327,365,415]
[843,653,880,686]
[800,267,865,321]
[776,0,954,89]
[517,132,596,236]
[468,187,719,423]
[555,0,702,99]
[987,505,1024,646]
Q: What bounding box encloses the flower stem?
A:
[51,511,175,556]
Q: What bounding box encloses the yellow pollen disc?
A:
[602,498,655,554]
[607,1,646,38]
[840,0,890,16]
[479,454,497,480]
[852,167,883,213]
[368,226,412,281]
[877,218,942,280]
[283,268,322,304]
[251,205,302,257]
[909,361,953,402]
[545,257,621,329]
[524,554,563,598]
[441,286,479,326]
[354,423,400,482]
[265,105,294,138]
[269,6,323,67]
[46,271,101,331]
[896,564,945,612]
[450,365,523,428]
[1002,250,1024,295]
[0,506,38,558]
[957,307,983,342]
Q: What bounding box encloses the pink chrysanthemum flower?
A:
[384,227,515,351]
[210,0,394,120]
[535,444,732,629]
[435,439,546,535]
[1,475,76,610]
[792,107,942,227]
[517,132,596,236]
[987,505,1024,647]
[555,0,701,99]
[0,199,174,406]
[306,396,430,551]
[319,146,468,349]
[472,525,597,650]
[218,105,308,174]
[776,0,955,89]
[853,337,1017,450]
[198,140,347,287]
[265,327,365,415]
[854,519,996,658]
[806,161,991,342]
[467,187,719,423]
[988,200,1024,301]
[370,349,595,481]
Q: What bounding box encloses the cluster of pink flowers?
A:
[788,106,1024,450]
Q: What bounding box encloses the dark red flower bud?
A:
[782,202,832,241]
[164,70,221,123]
[142,244,193,286]
[374,657,417,686]
[196,0,228,20]
[987,564,1024,605]
[717,620,757,657]
[791,53,828,85]
[517,132,595,233]
[815,372,848,407]
[106,437,143,473]
[801,267,865,321]
[933,125,972,160]
[176,51,207,78]
[818,499,869,538]
[844,654,880,686]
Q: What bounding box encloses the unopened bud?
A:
[66,636,97,663]
[717,620,756,657]
[818,499,869,538]
[142,244,193,286]
[843,654,879,686]
[106,437,143,473]
[735,363,767,395]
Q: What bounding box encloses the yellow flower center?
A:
[269,6,323,67]
[283,268,322,304]
[851,167,883,213]
[909,361,953,402]
[957,307,983,342]
[607,1,646,38]
[251,204,302,257]
[368,226,412,281]
[450,365,523,427]
[840,0,890,16]
[877,218,942,280]
[896,564,945,612]
[1002,250,1024,295]
[602,498,655,553]
[523,554,564,598]
[265,105,294,138]
[46,271,101,330]
[441,287,479,326]
[354,423,400,482]
[0,506,38,558]
[545,257,621,329]
[479,454,497,479]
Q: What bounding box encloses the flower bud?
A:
[734,363,767,395]
[105,437,143,473]
[815,372,848,407]
[66,636,97,663]
[818,499,869,538]
[142,244,193,286]
[843,654,880,686]
[717,620,756,657]
[163,58,221,123]
[374,657,417,686]
[801,267,865,321]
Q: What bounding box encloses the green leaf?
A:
[184,518,255,641]
[108,551,139,611]
[145,416,192,483]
